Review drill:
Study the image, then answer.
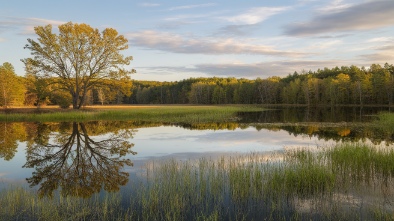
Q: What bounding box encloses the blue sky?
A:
[1,0,394,81]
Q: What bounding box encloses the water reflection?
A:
[238,106,391,123]
[0,122,26,160]
[22,122,136,198]
[1,107,394,198]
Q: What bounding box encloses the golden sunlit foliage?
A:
[0,63,25,107]
[23,22,134,109]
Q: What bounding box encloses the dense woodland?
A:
[130,63,394,106]
[1,62,394,107]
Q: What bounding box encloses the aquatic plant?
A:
[2,143,394,220]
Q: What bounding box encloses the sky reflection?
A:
[0,124,338,191]
[131,126,336,159]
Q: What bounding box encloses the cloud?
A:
[27,18,64,26]
[364,36,394,51]
[139,3,160,7]
[367,37,394,43]
[215,24,257,37]
[157,12,216,29]
[0,17,65,35]
[156,20,193,29]
[315,34,352,39]
[377,45,394,51]
[191,60,350,78]
[318,0,353,13]
[307,40,343,50]
[127,30,303,57]
[361,53,394,64]
[136,60,353,79]
[0,38,5,42]
[164,14,207,22]
[169,3,216,11]
[361,38,394,64]
[222,7,289,25]
[284,1,394,36]
[22,18,65,35]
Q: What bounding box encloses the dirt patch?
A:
[0,107,71,114]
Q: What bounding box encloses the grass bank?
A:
[2,143,394,220]
[0,105,262,123]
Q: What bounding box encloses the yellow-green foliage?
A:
[0,62,25,107]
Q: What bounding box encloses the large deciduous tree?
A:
[23,22,134,109]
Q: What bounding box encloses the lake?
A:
[2,106,394,220]
[1,106,391,196]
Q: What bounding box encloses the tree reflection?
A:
[23,122,136,198]
[0,122,26,160]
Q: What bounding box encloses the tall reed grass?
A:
[1,143,394,220]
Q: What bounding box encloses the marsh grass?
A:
[0,105,262,123]
[0,187,129,221]
[374,112,394,133]
[2,143,394,220]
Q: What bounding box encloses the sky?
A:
[1,0,394,81]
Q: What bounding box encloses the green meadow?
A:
[0,105,262,123]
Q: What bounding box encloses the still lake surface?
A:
[0,106,392,197]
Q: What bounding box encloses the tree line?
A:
[1,62,394,107]
[0,61,132,108]
[130,63,394,106]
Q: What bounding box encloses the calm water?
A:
[0,107,392,197]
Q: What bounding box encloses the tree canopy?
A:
[23,22,134,109]
[0,62,25,107]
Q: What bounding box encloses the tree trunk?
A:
[72,93,79,109]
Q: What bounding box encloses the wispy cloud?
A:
[285,1,394,36]
[136,59,353,79]
[307,40,343,50]
[366,37,394,43]
[0,38,5,42]
[127,30,304,57]
[169,3,216,11]
[318,0,353,13]
[163,13,210,22]
[222,7,289,25]
[360,52,394,64]
[192,60,351,77]
[215,24,256,36]
[0,17,65,35]
[139,3,160,7]
[27,18,65,25]
[156,20,194,30]
[361,37,394,64]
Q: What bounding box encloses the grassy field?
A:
[0,105,263,123]
[1,143,394,220]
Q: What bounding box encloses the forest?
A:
[1,62,394,107]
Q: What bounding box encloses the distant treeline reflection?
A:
[1,114,393,162]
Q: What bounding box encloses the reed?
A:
[1,143,394,220]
